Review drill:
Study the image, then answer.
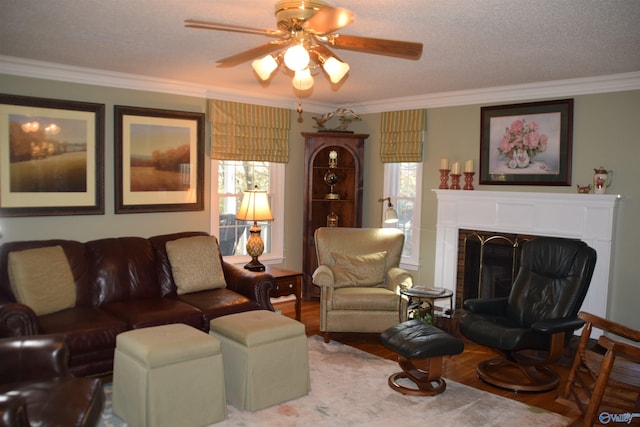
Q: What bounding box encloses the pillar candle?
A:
[464,160,474,173]
[451,161,461,175]
[440,157,449,170]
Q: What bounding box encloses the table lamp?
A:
[235,185,274,271]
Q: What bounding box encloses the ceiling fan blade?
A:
[185,19,282,37]
[311,44,345,63]
[327,34,423,60]
[216,42,284,68]
[304,6,354,35]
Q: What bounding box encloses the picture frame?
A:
[0,94,105,217]
[114,106,204,213]
[479,99,574,186]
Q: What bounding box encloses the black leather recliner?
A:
[0,335,104,427]
[459,236,597,392]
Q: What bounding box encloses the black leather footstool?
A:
[381,320,464,396]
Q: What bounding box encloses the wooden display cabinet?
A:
[302,132,367,300]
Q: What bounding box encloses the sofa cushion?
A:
[177,288,260,321]
[331,251,387,288]
[103,298,204,330]
[37,307,130,376]
[8,246,76,316]
[166,236,227,295]
[38,307,129,353]
[85,237,158,304]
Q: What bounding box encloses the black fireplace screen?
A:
[456,230,534,309]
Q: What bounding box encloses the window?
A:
[383,162,422,269]
[211,159,284,264]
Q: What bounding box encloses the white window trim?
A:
[383,162,422,271]
[210,159,285,266]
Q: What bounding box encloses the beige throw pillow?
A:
[8,245,76,316]
[331,251,387,288]
[166,236,227,295]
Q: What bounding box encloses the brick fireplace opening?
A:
[455,229,534,309]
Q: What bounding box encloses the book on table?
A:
[405,286,447,297]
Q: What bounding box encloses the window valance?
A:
[380,109,426,163]
[209,100,291,163]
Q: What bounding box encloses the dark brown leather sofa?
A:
[0,335,104,427]
[0,231,275,377]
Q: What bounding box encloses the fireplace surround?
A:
[434,190,620,337]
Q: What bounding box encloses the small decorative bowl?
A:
[577,184,592,194]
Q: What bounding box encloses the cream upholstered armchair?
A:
[312,227,413,343]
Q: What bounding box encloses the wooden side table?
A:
[264,265,303,321]
[400,287,454,319]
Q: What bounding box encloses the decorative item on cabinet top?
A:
[312,108,361,132]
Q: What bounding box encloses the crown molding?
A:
[1,55,639,113]
[0,55,212,98]
[0,55,334,112]
[355,71,640,114]
[204,89,330,113]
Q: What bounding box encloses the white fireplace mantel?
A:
[433,190,620,328]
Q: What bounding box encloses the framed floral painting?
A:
[479,99,574,185]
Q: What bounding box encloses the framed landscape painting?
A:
[0,94,105,216]
[479,99,574,186]
[114,106,204,213]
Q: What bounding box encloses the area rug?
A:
[99,335,569,426]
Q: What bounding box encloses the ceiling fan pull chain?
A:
[297,100,304,123]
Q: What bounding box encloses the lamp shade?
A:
[236,187,274,222]
[378,197,399,226]
[292,68,314,90]
[251,54,278,80]
[322,56,350,84]
[384,206,399,224]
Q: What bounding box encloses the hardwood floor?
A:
[274,299,580,423]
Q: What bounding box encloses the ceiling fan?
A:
[185,0,423,90]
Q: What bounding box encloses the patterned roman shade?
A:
[380,109,426,163]
[209,100,291,163]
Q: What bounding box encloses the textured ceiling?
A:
[1,0,640,110]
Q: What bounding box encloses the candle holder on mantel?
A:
[439,169,450,189]
[463,172,475,190]
[450,174,461,190]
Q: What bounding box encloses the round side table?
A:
[400,287,454,324]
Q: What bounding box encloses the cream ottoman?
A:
[113,323,226,427]
[209,310,310,411]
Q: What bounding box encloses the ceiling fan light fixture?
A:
[187,1,423,97]
[251,54,279,80]
[283,44,310,71]
[292,68,314,90]
[322,56,350,83]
